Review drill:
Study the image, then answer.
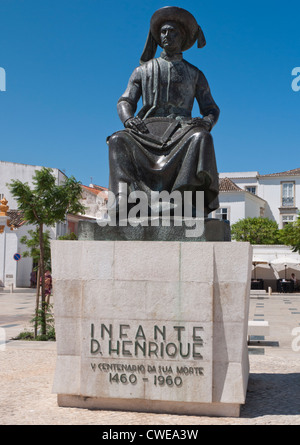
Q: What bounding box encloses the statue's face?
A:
[160,21,183,53]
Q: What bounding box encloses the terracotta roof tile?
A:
[219,177,243,192]
[81,185,100,195]
[259,168,300,177]
[81,184,108,199]
[7,210,25,228]
[90,184,108,191]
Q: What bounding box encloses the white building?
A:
[67,184,108,235]
[0,161,69,288]
[0,161,111,288]
[0,200,33,289]
[211,176,266,225]
[0,161,69,238]
[218,168,300,228]
[216,168,300,292]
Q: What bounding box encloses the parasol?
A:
[270,256,300,280]
[252,256,269,279]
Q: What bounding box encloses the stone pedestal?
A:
[51,240,252,417]
[77,218,231,242]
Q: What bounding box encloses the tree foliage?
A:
[231,217,281,245]
[20,228,51,271]
[8,167,85,336]
[279,213,300,253]
[58,232,77,240]
[9,167,85,225]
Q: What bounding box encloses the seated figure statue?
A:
[108,6,220,218]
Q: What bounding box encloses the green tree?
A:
[58,232,77,240]
[279,213,300,253]
[231,217,281,244]
[20,228,51,271]
[8,167,85,335]
[20,228,51,336]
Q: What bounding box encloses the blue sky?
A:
[0,0,299,187]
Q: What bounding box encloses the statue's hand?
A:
[124,117,149,134]
[188,118,212,132]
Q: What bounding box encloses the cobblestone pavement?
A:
[0,290,300,425]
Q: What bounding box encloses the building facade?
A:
[218,168,300,228]
[212,176,266,225]
[67,184,108,235]
[0,161,68,287]
[216,168,300,291]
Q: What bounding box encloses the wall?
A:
[5,231,18,287]
[0,226,17,288]
[15,223,37,287]
[258,176,300,228]
[219,171,300,228]
[80,187,108,219]
[244,193,264,219]
[218,193,245,224]
[0,162,42,207]
[217,192,264,226]
[0,161,66,207]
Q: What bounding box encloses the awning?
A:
[270,256,300,279]
[252,256,270,279]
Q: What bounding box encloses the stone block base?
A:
[57,394,241,418]
[78,217,231,242]
[51,240,251,417]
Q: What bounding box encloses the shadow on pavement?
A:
[241,373,300,417]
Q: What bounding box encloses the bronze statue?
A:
[108,6,220,217]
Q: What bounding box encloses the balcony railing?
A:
[282,197,294,207]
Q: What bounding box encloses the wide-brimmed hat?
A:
[151,6,205,51]
[140,7,205,64]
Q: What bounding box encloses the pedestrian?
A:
[291,273,299,291]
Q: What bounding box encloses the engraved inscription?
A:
[88,322,208,390]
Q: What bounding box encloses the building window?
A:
[215,207,228,221]
[282,215,295,227]
[0,193,4,200]
[245,186,256,195]
[282,182,295,207]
